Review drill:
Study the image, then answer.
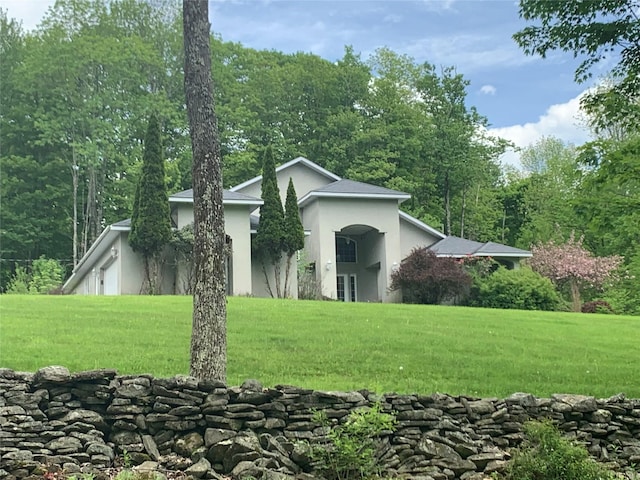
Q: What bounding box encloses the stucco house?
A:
[63,157,531,301]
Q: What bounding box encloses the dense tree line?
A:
[0,0,637,313]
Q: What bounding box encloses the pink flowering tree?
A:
[529,233,622,311]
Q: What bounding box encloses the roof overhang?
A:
[433,252,532,258]
[298,191,411,208]
[62,224,130,293]
[169,196,263,207]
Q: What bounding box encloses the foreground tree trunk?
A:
[183,0,227,382]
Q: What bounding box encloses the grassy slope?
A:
[0,295,638,398]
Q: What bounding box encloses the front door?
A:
[337,274,357,302]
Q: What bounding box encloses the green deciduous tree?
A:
[129,114,172,294]
[283,177,305,298]
[576,135,640,315]
[514,0,640,128]
[254,146,285,298]
[516,137,581,248]
[183,0,227,382]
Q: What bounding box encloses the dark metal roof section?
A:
[112,218,132,228]
[312,179,408,196]
[429,236,531,257]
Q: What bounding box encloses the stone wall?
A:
[1,366,639,480]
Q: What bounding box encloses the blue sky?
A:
[2,0,603,165]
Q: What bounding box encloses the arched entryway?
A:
[333,225,384,302]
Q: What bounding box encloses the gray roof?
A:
[313,179,408,196]
[113,218,132,228]
[429,236,531,258]
[299,179,410,207]
[169,189,261,203]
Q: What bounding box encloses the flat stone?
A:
[185,457,211,478]
[61,410,108,431]
[552,394,597,413]
[134,461,159,473]
[142,435,161,461]
[505,393,537,407]
[34,366,70,385]
[46,436,83,453]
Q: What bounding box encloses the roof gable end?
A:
[229,156,341,193]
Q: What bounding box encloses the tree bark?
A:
[183,0,227,382]
[71,148,79,268]
[444,173,452,236]
[570,277,582,312]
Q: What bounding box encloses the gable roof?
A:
[169,189,263,206]
[62,222,131,293]
[428,236,532,258]
[298,179,410,207]
[230,156,341,192]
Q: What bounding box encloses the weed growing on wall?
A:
[498,420,616,480]
[307,403,396,480]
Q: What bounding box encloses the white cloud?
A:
[402,33,538,71]
[489,92,592,167]
[383,14,403,23]
[0,0,54,30]
[421,0,457,12]
[480,84,496,95]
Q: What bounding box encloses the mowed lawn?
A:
[0,295,638,398]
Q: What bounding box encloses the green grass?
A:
[1,295,638,398]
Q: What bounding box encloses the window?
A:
[336,236,356,263]
[337,275,346,302]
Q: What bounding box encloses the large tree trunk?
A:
[183,0,227,382]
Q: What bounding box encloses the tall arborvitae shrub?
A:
[254,146,285,297]
[283,177,305,297]
[129,114,171,294]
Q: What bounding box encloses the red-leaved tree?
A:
[391,249,472,304]
[529,233,622,312]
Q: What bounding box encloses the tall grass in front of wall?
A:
[0,295,638,398]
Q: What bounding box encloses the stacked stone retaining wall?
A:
[1,366,639,480]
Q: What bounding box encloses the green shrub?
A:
[6,257,64,294]
[308,403,396,480]
[6,265,30,294]
[474,266,561,311]
[501,420,615,480]
[29,256,64,293]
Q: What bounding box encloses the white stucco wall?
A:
[236,162,335,206]
[172,202,255,296]
[399,217,441,259]
[118,236,145,294]
[302,198,402,303]
[225,204,253,296]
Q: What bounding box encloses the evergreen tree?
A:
[129,114,171,294]
[254,146,285,297]
[283,177,305,297]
